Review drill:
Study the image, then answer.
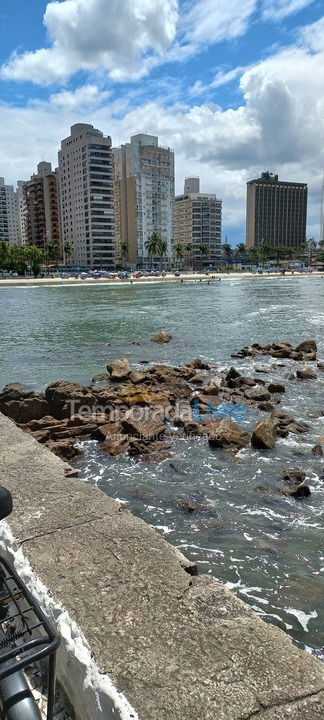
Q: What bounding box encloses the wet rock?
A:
[258,401,275,412]
[295,340,317,354]
[282,469,306,483]
[255,367,270,374]
[150,331,172,343]
[190,372,207,385]
[176,498,215,513]
[268,383,285,393]
[208,419,250,451]
[64,466,80,478]
[284,372,296,380]
[122,408,165,439]
[281,484,311,499]
[271,409,309,435]
[46,438,83,461]
[244,386,271,402]
[132,340,140,345]
[91,423,122,441]
[32,429,51,443]
[100,434,130,456]
[107,357,132,381]
[296,367,317,380]
[129,438,171,460]
[169,461,189,476]
[202,378,222,395]
[317,361,324,370]
[251,419,277,449]
[187,357,211,370]
[91,372,110,383]
[311,444,323,457]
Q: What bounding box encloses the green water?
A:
[1,276,324,658]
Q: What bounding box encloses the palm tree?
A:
[174,243,184,269]
[198,244,208,268]
[145,232,160,269]
[25,246,43,277]
[63,241,73,266]
[222,243,232,259]
[185,243,192,265]
[157,238,168,270]
[248,247,259,266]
[235,243,246,259]
[120,241,129,266]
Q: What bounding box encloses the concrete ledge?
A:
[1,412,324,720]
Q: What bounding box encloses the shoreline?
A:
[0,270,322,288]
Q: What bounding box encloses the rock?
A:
[176,498,215,513]
[64,466,79,478]
[0,383,34,403]
[32,429,51,443]
[208,419,250,451]
[50,424,98,440]
[1,396,50,424]
[284,372,296,380]
[128,438,171,460]
[187,358,211,370]
[295,340,317,354]
[169,461,189,476]
[45,380,96,418]
[91,372,110,383]
[100,435,130,456]
[282,469,306,483]
[91,423,122,441]
[258,401,275,412]
[225,367,241,382]
[281,484,311,499]
[24,416,62,431]
[317,361,324,370]
[268,383,285,393]
[150,331,172,343]
[244,386,271,401]
[202,378,222,395]
[190,372,207,385]
[296,367,317,380]
[46,439,83,461]
[128,372,147,384]
[311,444,323,457]
[251,419,277,449]
[107,358,132,381]
[122,408,165,440]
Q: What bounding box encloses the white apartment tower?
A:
[174,178,222,267]
[0,177,21,245]
[113,134,174,267]
[58,124,115,269]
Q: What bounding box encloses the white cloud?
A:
[1,16,324,239]
[181,0,257,46]
[1,0,178,84]
[261,0,315,21]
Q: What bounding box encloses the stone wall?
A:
[1,412,324,720]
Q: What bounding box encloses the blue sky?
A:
[0,0,324,244]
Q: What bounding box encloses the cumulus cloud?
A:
[261,0,315,20]
[1,15,324,239]
[1,0,179,84]
[180,0,257,46]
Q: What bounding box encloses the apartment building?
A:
[174,177,222,267]
[113,134,174,267]
[0,177,21,245]
[58,123,115,269]
[246,171,307,248]
[23,162,61,252]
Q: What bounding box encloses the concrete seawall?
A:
[0,411,324,720]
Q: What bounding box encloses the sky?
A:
[0,0,324,245]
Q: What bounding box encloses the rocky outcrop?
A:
[271,409,309,435]
[107,358,132,381]
[283,469,306,483]
[311,444,323,456]
[122,409,165,440]
[208,419,250,451]
[46,438,83,461]
[150,331,172,343]
[100,434,130,456]
[234,339,317,362]
[251,419,277,449]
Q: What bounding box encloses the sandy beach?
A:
[0,270,322,288]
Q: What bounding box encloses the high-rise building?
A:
[174,177,222,267]
[58,123,115,269]
[113,134,174,267]
[23,162,61,256]
[0,177,21,245]
[246,171,307,248]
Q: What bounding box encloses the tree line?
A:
[0,240,73,276]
